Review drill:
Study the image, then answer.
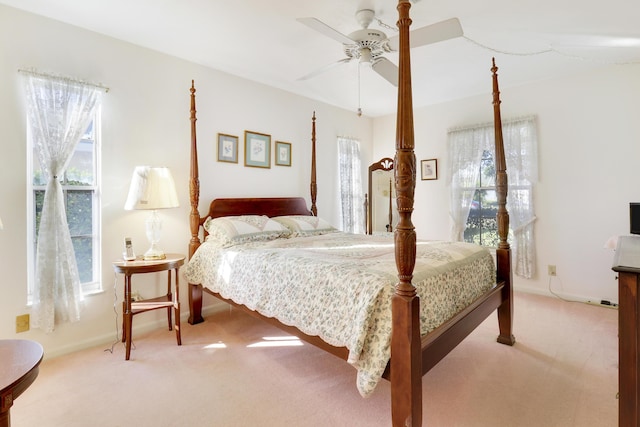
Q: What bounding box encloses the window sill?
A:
[27,286,105,306]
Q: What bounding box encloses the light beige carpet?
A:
[12,292,618,426]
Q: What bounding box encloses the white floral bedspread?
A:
[184,232,495,397]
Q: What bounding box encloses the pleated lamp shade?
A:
[124,166,179,211]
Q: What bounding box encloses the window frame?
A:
[27,109,102,300]
[337,136,365,234]
[463,149,529,248]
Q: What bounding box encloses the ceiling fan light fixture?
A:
[359,47,372,66]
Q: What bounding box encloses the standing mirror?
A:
[367,157,396,234]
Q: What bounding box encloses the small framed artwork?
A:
[421,159,438,180]
[244,130,271,168]
[217,133,238,163]
[275,141,292,166]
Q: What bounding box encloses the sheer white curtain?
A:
[23,72,102,332]
[448,117,538,278]
[337,136,364,233]
[502,118,538,278]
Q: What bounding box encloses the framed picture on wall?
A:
[421,159,438,180]
[217,133,238,163]
[244,131,271,168]
[275,141,292,166]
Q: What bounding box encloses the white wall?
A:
[373,63,640,304]
[0,5,372,357]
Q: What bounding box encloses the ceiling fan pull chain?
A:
[375,17,398,32]
[357,63,362,117]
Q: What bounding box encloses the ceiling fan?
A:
[297,8,464,87]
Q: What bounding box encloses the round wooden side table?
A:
[0,339,43,427]
[112,253,185,360]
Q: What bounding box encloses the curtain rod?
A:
[18,68,110,93]
[447,114,536,133]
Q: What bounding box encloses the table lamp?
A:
[124,166,179,260]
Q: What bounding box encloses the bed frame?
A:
[186,2,514,426]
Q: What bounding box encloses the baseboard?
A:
[514,283,619,307]
[43,300,232,360]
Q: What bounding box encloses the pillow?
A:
[272,215,338,236]
[203,215,291,246]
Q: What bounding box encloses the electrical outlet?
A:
[547,265,557,276]
[16,314,30,333]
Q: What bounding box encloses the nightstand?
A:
[112,253,185,360]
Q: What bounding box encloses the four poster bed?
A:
[184,2,515,426]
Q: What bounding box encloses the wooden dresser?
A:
[612,235,640,426]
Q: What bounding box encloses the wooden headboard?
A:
[206,197,312,219]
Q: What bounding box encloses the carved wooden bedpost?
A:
[310,112,318,216]
[491,60,516,345]
[188,80,204,325]
[189,80,201,259]
[391,1,421,426]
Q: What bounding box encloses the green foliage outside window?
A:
[34,183,94,284]
[463,149,507,247]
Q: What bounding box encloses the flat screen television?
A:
[631,203,640,235]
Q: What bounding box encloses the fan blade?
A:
[387,17,463,50]
[297,17,355,45]
[371,57,398,87]
[298,57,352,81]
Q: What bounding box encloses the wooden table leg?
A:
[166,270,173,331]
[124,274,133,361]
[618,271,640,426]
[0,403,10,427]
[174,267,182,346]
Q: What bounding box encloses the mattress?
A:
[184,232,495,396]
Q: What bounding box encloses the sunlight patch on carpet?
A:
[248,336,303,348]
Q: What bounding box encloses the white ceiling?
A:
[3,0,640,117]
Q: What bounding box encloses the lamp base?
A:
[144,210,166,260]
[143,246,166,260]
[143,253,166,260]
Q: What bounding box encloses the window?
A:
[23,72,103,331]
[448,117,538,278]
[28,112,102,297]
[464,149,502,247]
[337,136,364,233]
